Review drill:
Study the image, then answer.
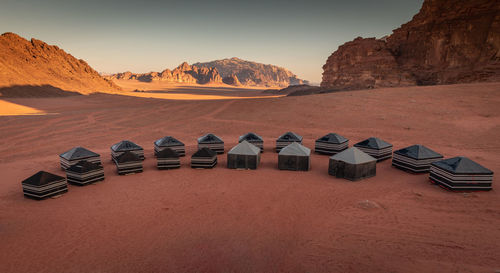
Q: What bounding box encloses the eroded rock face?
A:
[109,62,223,84]
[222,74,242,86]
[194,57,307,87]
[321,0,500,89]
[0,32,120,94]
[321,37,416,89]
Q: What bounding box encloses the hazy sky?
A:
[0,0,423,83]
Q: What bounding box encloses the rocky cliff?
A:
[321,0,500,89]
[0,32,120,94]
[222,74,242,86]
[109,62,223,85]
[194,57,307,87]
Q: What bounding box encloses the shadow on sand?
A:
[0,85,81,98]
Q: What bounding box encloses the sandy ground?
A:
[0,100,45,116]
[0,82,499,273]
[110,80,282,100]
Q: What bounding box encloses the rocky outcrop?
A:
[194,57,307,88]
[0,32,120,94]
[109,62,223,85]
[321,0,500,89]
[222,74,242,86]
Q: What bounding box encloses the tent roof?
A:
[60,146,99,160]
[316,133,348,144]
[156,147,179,158]
[115,151,141,163]
[354,137,392,149]
[394,144,442,159]
[279,142,310,156]
[228,141,260,155]
[67,160,102,173]
[192,147,217,158]
[277,131,302,142]
[432,156,493,175]
[330,147,376,164]
[22,171,65,186]
[154,136,184,147]
[239,132,263,142]
[111,140,143,152]
[197,133,223,144]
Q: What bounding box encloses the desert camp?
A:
[2,0,500,271]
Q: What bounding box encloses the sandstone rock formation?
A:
[109,62,223,85]
[222,74,242,86]
[321,0,500,90]
[0,32,120,94]
[194,57,307,88]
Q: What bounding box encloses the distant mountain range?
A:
[109,57,308,88]
[0,32,120,95]
[194,58,308,87]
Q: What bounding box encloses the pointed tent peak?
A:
[22,171,65,186]
[67,160,102,173]
[115,151,141,163]
[60,146,100,160]
[111,140,143,152]
[156,147,179,158]
[239,132,263,142]
[330,147,376,164]
[198,133,223,143]
[154,136,184,147]
[317,133,348,144]
[432,156,493,175]
[279,142,310,156]
[277,131,302,141]
[394,144,442,159]
[192,147,217,158]
[354,137,392,149]
[228,141,261,155]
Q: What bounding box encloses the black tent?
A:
[315,133,349,155]
[276,131,303,152]
[154,136,185,157]
[191,147,218,168]
[114,151,143,175]
[227,141,261,170]
[197,134,224,154]
[59,146,101,170]
[392,144,443,173]
[430,157,493,191]
[21,171,68,199]
[328,147,376,181]
[157,148,181,170]
[66,160,105,185]
[111,140,144,161]
[239,132,264,152]
[278,142,310,171]
[353,137,393,161]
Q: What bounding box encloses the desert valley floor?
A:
[0,82,499,272]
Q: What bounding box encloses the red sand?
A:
[1,82,499,272]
